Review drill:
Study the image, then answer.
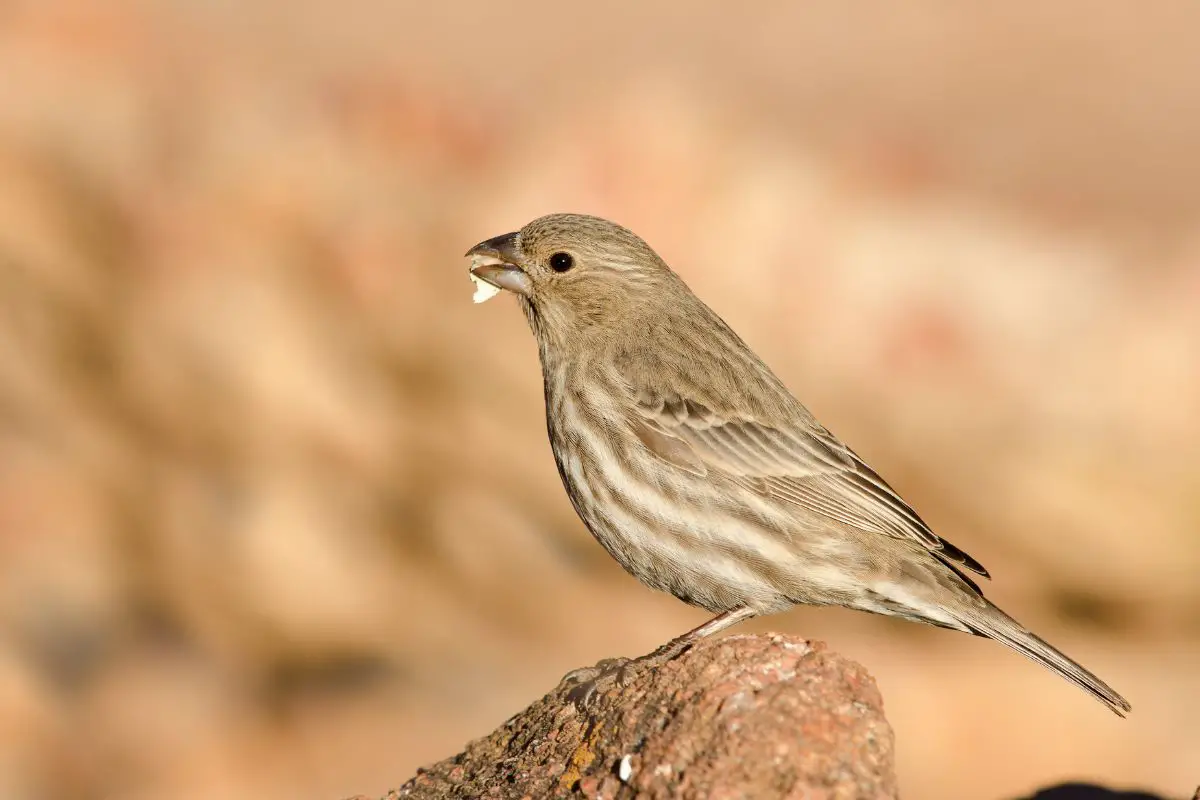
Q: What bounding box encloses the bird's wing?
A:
[624,385,990,580]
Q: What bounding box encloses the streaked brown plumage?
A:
[466,213,1130,716]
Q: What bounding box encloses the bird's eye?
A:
[549,252,574,272]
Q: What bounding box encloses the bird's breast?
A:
[541,374,811,613]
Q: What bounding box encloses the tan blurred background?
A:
[2,2,1199,798]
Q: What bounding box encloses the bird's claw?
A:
[561,657,635,710]
[561,657,629,686]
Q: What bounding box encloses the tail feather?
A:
[958,603,1131,717]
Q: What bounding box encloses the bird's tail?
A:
[955,602,1131,717]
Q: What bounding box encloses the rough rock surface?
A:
[381,634,897,799]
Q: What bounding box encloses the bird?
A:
[465,213,1130,716]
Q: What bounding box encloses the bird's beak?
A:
[465,232,533,297]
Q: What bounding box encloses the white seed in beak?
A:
[470,271,502,303]
[468,254,506,303]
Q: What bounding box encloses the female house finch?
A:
[466,213,1130,716]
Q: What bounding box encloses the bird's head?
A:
[466,213,685,344]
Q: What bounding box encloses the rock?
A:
[382,634,896,799]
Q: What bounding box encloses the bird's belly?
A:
[554,447,808,613]
[581,510,790,613]
[579,505,894,619]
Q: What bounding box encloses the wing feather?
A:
[625,384,990,579]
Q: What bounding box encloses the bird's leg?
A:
[563,607,756,708]
[643,606,759,661]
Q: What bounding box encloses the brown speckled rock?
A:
[384,634,897,799]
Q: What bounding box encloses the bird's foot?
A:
[561,657,636,709]
[560,639,696,710]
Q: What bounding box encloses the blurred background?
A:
[1,1,1198,798]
